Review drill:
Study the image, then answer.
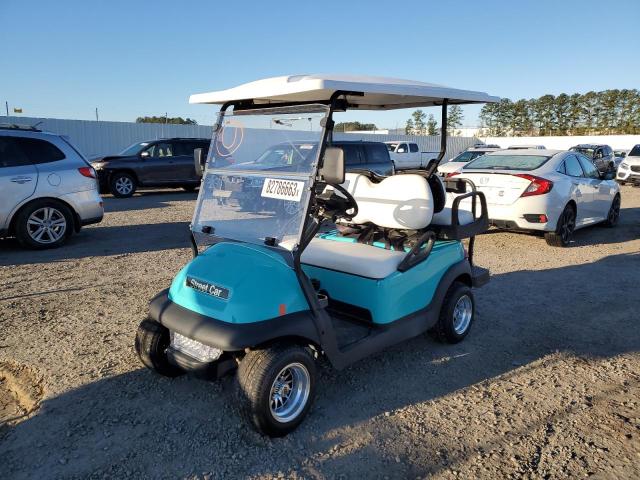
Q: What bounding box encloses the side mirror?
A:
[397,148,406,153]
[140,151,150,158]
[194,148,206,176]
[319,147,345,185]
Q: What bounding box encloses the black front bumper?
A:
[148,290,320,352]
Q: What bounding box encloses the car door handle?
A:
[10,176,33,184]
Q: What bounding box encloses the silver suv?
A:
[0,125,103,249]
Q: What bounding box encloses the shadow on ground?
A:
[102,189,198,213]
[0,221,191,266]
[1,252,638,478]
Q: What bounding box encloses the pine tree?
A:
[426,114,438,136]
[411,110,427,135]
[447,105,463,136]
[405,118,415,135]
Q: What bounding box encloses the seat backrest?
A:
[341,173,434,230]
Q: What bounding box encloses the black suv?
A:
[569,144,615,173]
[91,138,210,197]
[337,140,395,177]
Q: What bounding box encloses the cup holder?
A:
[316,293,329,309]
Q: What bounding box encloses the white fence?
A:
[3,116,478,160]
[482,135,640,151]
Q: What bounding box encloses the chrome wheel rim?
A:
[27,207,67,244]
[452,295,473,335]
[115,176,133,195]
[269,363,310,423]
[560,209,575,244]
[608,197,620,224]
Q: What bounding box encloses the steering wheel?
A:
[317,183,359,220]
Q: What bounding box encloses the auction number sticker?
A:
[261,178,304,202]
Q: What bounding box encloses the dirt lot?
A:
[1,186,639,479]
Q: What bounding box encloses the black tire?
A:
[431,281,474,344]
[182,185,197,192]
[603,194,621,228]
[14,199,73,249]
[235,344,316,437]
[544,204,576,247]
[109,172,137,198]
[134,319,183,377]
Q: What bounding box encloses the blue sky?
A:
[1,0,638,129]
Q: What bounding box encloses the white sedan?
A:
[450,149,621,246]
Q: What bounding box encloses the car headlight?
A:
[91,162,106,170]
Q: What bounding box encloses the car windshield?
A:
[570,147,595,158]
[120,142,149,156]
[629,145,640,156]
[191,105,328,251]
[464,154,550,171]
[450,151,485,163]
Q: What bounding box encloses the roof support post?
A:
[426,98,448,177]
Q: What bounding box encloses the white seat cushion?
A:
[431,193,474,226]
[341,173,434,229]
[301,238,405,279]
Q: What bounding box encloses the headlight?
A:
[91,162,106,170]
[170,331,222,362]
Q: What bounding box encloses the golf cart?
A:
[135,75,499,436]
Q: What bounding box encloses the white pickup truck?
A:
[384,141,439,170]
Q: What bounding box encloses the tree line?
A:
[136,116,198,125]
[479,89,640,137]
[405,106,464,136]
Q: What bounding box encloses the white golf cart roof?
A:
[189,74,499,110]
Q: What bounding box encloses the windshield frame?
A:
[191,104,329,251]
[119,142,149,156]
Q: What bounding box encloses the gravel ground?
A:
[0,186,639,479]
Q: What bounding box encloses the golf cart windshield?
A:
[191,105,327,251]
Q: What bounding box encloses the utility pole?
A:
[5,101,8,117]
[95,107,99,122]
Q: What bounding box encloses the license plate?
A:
[186,276,230,299]
[261,178,304,202]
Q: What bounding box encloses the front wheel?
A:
[235,344,316,437]
[135,319,183,377]
[545,204,576,247]
[431,281,474,344]
[603,194,621,227]
[110,172,137,198]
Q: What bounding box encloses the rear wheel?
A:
[235,344,316,437]
[135,319,183,377]
[545,204,576,247]
[432,281,474,344]
[110,172,136,198]
[15,199,73,249]
[603,194,621,227]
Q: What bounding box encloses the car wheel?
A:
[110,172,136,198]
[134,319,183,377]
[235,344,316,437]
[15,200,73,249]
[545,204,576,247]
[603,194,621,228]
[431,281,474,344]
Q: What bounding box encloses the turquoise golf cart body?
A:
[136,75,499,436]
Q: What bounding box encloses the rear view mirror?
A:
[194,148,206,176]
[319,147,345,185]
